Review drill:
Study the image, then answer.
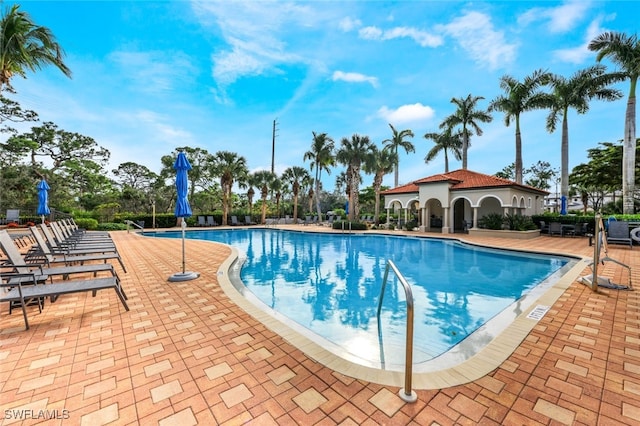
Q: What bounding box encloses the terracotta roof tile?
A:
[386,169,548,194]
[381,182,420,195]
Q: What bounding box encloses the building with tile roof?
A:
[381,169,549,233]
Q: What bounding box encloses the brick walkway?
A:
[0,229,639,425]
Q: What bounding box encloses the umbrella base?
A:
[168,271,200,282]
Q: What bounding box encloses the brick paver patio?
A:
[1,228,639,425]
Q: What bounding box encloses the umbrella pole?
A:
[181,220,186,274]
[168,218,199,282]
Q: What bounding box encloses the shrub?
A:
[478,213,504,230]
[405,220,418,230]
[96,222,127,231]
[332,221,367,230]
[74,218,99,230]
[504,214,537,231]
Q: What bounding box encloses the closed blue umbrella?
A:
[174,152,192,219]
[37,179,50,223]
[169,151,199,282]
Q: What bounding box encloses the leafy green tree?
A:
[336,134,374,221]
[160,147,214,205]
[440,94,492,169]
[363,145,396,225]
[0,4,71,92]
[211,151,248,225]
[589,32,640,214]
[112,162,159,212]
[524,161,556,190]
[495,163,516,180]
[545,65,623,212]
[424,126,462,172]
[489,69,552,184]
[304,132,335,219]
[282,166,310,222]
[382,123,414,187]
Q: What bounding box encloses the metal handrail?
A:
[377,260,417,403]
[124,220,144,232]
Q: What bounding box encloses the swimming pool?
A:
[147,228,580,372]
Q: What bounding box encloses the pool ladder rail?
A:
[377,260,417,403]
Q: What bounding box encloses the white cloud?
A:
[377,103,435,125]
[359,25,443,47]
[339,17,361,32]
[552,17,607,64]
[193,2,321,87]
[332,71,378,87]
[518,0,592,33]
[109,50,197,94]
[438,11,517,70]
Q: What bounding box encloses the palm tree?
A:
[211,151,248,225]
[363,145,397,225]
[303,132,335,221]
[424,126,463,172]
[589,32,640,214]
[253,170,275,224]
[440,94,492,169]
[489,69,552,184]
[336,134,374,221]
[382,123,414,187]
[271,176,283,219]
[545,65,624,213]
[282,166,310,223]
[0,4,72,92]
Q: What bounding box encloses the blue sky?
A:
[7,1,638,191]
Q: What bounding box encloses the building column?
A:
[472,207,478,228]
[442,207,451,234]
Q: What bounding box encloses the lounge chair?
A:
[197,216,206,226]
[0,230,120,284]
[4,209,20,225]
[539,220,549,234]
[548,222,562,237]
[245,216,256,225]
[206,216,218,226]
[230,216,241,226]
[27,226,127,273]
[1,271,128,330]
[607,221,633,249]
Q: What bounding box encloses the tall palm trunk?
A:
[462,130,469,169]
[514,116,523,184]
[373,172,383,225]
[260,186,268,224]
[393,150,399,188]
[444,150,450,173]
[622,77,637,214]
[561,108,569,208]
[350,165,360,221]
[314,170,322,219]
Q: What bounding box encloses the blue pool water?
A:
[148,229,574,368]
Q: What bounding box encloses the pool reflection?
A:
[159,229,568,365]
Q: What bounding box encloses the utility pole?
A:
[271,118,278,174]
